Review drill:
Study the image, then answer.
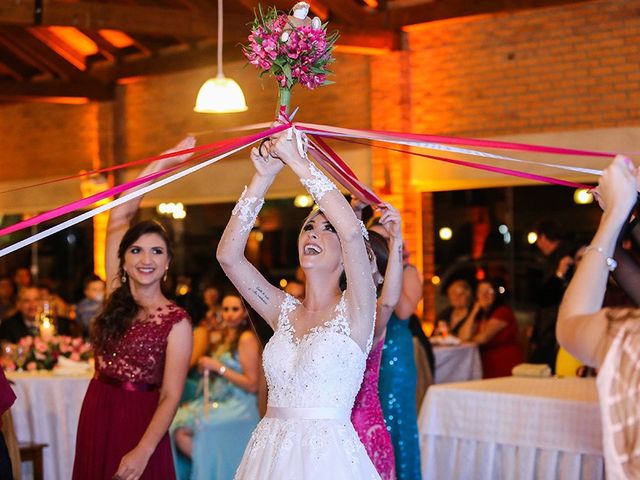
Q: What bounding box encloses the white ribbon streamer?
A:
[297,123,603,176]
[0,142,252,258]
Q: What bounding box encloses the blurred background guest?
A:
[73,275,105,338]
[12,268,32,292]
[371,217,424,480]
[459,278,523,378]
[0,286,72,343]
[0,277,16,321]
[436,278,474,337]
[529,220,575,372]
[172,291,261,480]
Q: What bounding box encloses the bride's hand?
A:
[251,145,284,178]
[113,446,152,480]
[268,129,308,170]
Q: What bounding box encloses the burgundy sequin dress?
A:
[351,337,396,479]
[73,304,189,480]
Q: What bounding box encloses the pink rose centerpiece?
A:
[1,335,92,371]
[243,2,338,115]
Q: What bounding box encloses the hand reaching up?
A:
[376,203,402,240]
[251,145,285,178]
[595,155,638,220]
[156,136,196,171]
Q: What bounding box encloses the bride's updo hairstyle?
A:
[91,220,173,352]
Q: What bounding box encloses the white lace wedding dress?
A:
[234,293,381,479]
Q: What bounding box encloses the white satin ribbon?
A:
[0,142,252,258]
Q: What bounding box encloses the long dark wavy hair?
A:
[368,230,389,297]
[91,220,173,352]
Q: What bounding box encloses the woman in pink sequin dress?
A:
[73,139,195,480]
[351,202,404,480]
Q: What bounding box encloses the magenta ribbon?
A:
[337,138,593,190]
[297,123,617,158]
[0,124,289,238]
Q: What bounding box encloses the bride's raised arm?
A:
[216,146,286,328]
[269,131,376,349]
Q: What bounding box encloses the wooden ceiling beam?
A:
[0,79,114,102]
[0,0,247,39]
[386,0,593,28]
[0,26,85,80]
[0,0,33,24]
[79,29,120,62]
[336,25,400,52]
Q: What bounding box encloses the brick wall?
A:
[405,0,640,137]
[369,0,639,322]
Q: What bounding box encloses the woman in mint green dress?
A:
[172,292,261,480]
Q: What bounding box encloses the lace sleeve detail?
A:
[300,162,337,203]
[232,186,265,234]
[278,293,299,331]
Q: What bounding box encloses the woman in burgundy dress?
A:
[73,139,194,480]
[459,279,523,378]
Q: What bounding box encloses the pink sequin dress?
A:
[351,337,396,480]
[73,304,189,480]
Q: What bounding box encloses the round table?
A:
[7,371,91,480]
[432,342,482,384]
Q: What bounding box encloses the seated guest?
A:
[557,155,640,477]
[171,291,261,480]
[74,275,105,338]
[458,279,523,378]
[0,286,72,343]
[436,278,473,336]
[0,277,16,320]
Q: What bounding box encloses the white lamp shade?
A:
[194,76,248,113]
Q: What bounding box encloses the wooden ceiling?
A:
[0,0,590,103]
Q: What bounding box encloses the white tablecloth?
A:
[432,343,482,384]
[418,377,604,480]
[8,371,91,480]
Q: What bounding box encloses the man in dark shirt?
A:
[0,286,71,343]
[529,221,574,372]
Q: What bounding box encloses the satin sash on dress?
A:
[265,406,350,421]
[94,371,160,392]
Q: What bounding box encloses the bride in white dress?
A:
[216,127,380,479]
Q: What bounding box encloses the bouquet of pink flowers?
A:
[243,2,338,114]
[1,335,92,371]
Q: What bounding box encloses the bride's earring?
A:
[163,269,168,282]
[121,271,127,283]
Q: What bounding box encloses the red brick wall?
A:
[405,0,640,137]
[370,0,640,323]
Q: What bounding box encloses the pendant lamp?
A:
[194,0,248,113]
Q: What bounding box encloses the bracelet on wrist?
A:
[585,245,617,272]
[218,365,227,376]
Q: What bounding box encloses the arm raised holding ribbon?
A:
[216,144,287,328]
[105,137,196,294]
[268,129,376,352]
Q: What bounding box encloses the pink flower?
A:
[59,343,72,354]
[19,337,33,347]
[70,352,81,362]
[36,342,48,353]
[26,362,37,371]
[72,338,83,348]
[4,361,16,372]
[34,352,45,361]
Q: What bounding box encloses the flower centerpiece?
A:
[1,335,92,371]
[243,2,338,116]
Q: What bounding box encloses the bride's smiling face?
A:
[298,212,342,273]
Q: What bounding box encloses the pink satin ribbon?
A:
[0,124,289,238]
